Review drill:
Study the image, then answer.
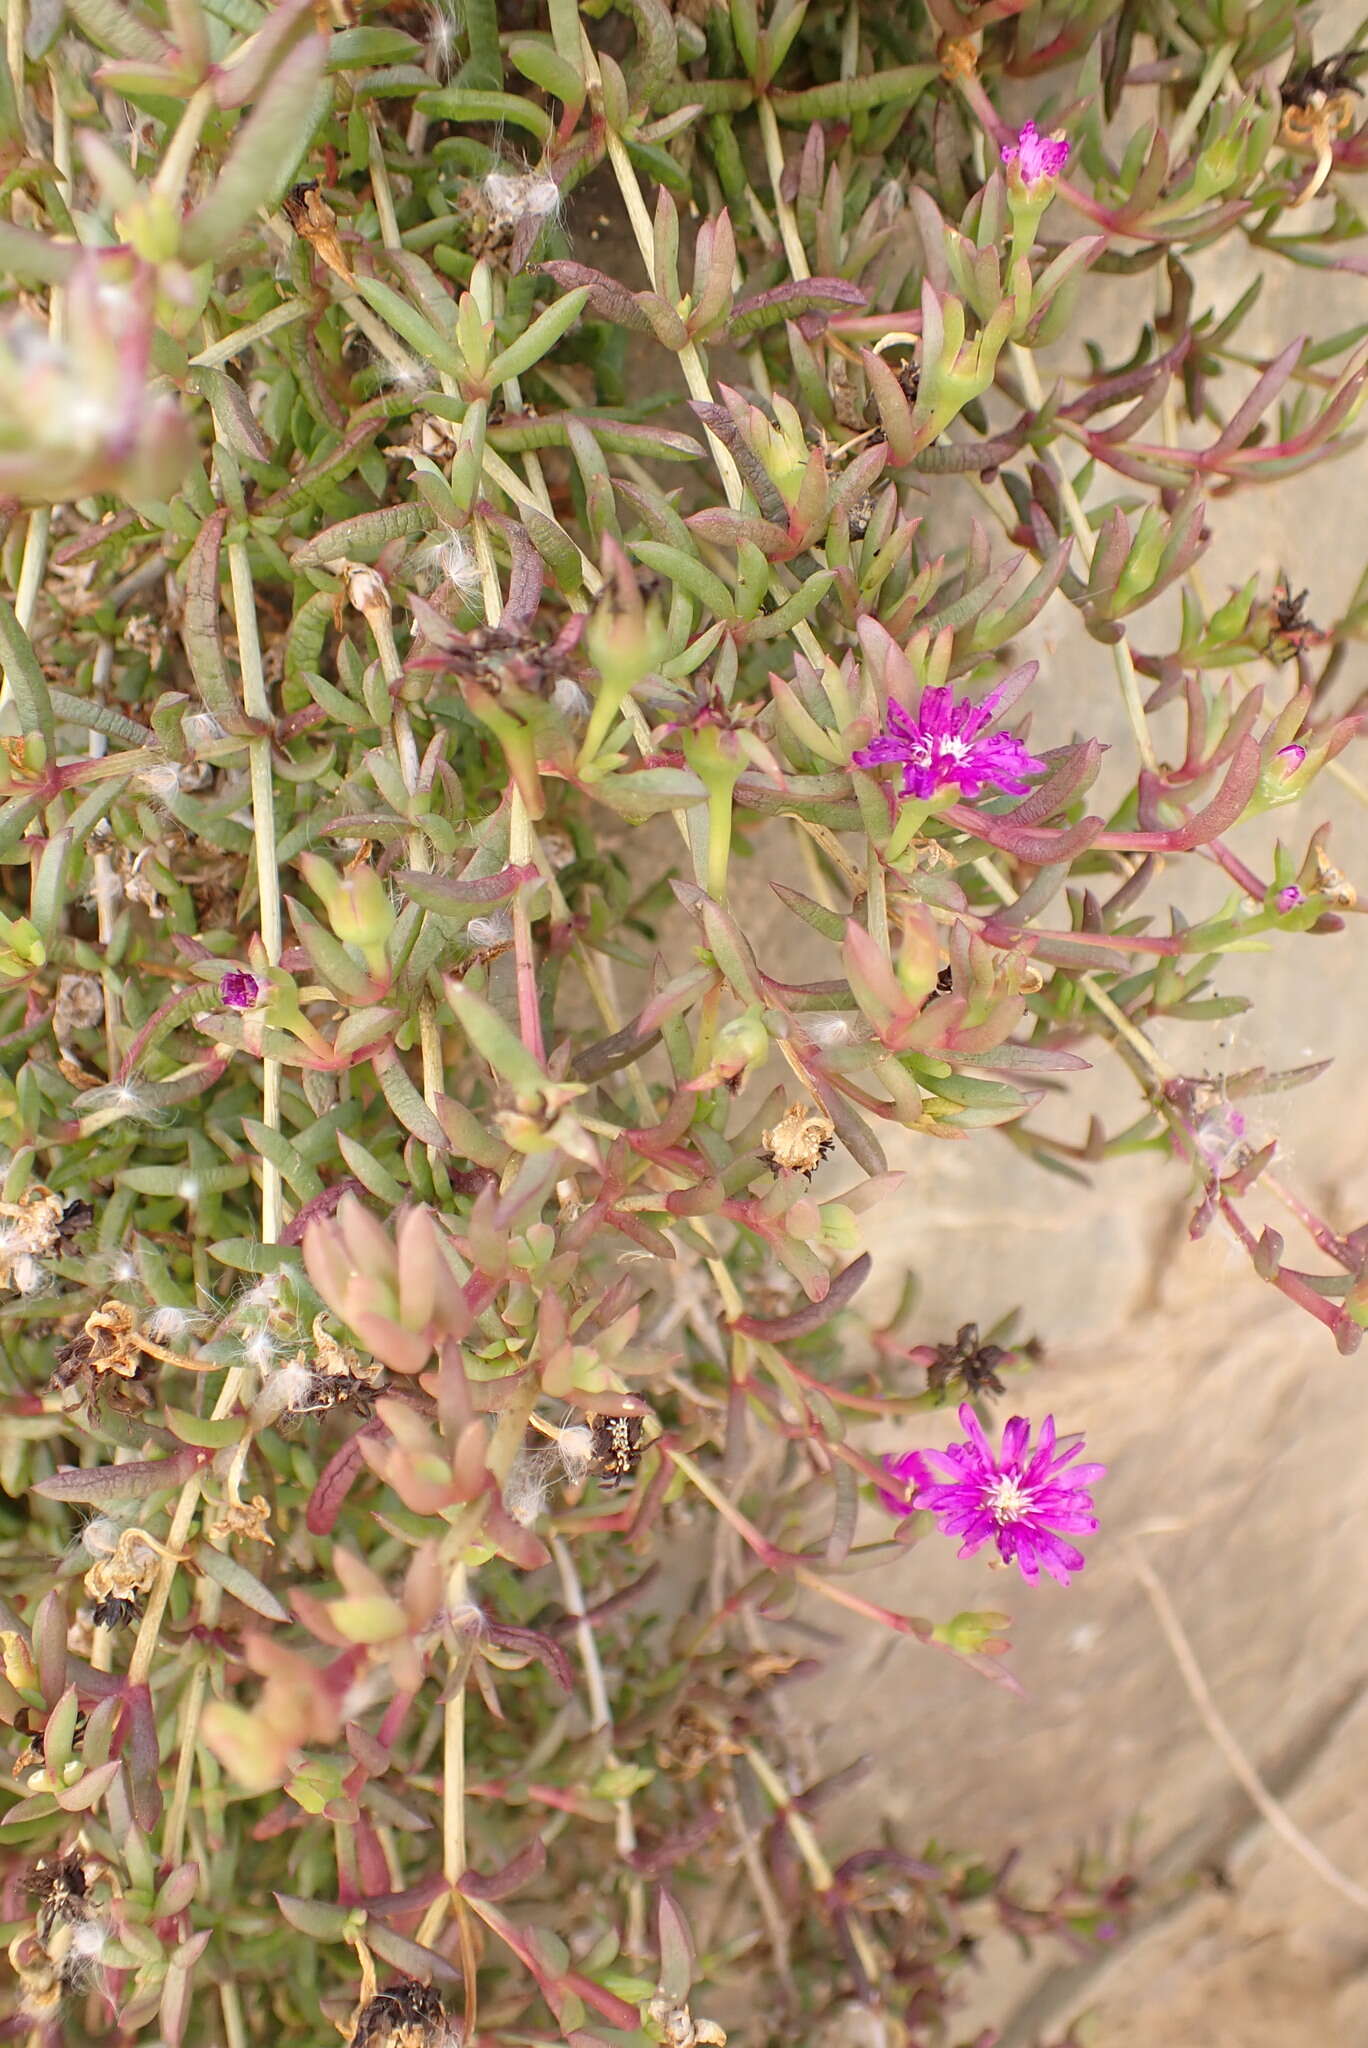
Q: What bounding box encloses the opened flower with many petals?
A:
[880,1403,1103,1586]
[853,682,1045,803]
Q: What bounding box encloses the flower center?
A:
[984,1474,1034,1525]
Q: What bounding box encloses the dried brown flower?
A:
[937,32,979,82]
[654,1699,742,1780]
[207,1494,274,1545]
[280,1314,388,1421]
[83,1524,181,1609]
[925,1323,1014,1398]
[348,1979,455,2048]
[759,1102,836,1178]
[282,179,355,284]
[50,1297,194,1416]
[0,1185,72,1293]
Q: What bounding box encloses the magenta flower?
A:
[880,1403,1104,1586]
[853,684,1045,803]
[1275,884,1304,913]
[220,969,261,1010]
[1001,120,1069,189]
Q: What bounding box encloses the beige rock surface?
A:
[796,145,1368,2048]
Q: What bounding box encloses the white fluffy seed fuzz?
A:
[481,171,561,225]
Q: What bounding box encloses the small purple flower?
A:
[219,969,261,1010]
[1001,120,1070,189]
[1274,742,1307,776]
[880,1403,1104,1586]
[1275,884,1304,914]
[853,684,1045,803]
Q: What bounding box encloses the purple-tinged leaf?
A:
[33,1590,67,1707]
[121,1682,163,1831]
[275,1892,353,1939]
[54,1757,120,1812]
[947,804,1104,866]
[733,1253,871,1338]
[396,862,537,915]
[307,1419,389,1536]
[364,1921,463,1984]
[1205,336,1305,459]
[458,1837,548,1900]
[33,1446,206,1503]
[656,1890,695,2003]
[1006,739,1105,827]
[195,1543,289,1623]
[480,1619,573,1693]
[728,277,867,339]
[153,1861,201,1918]
[540,260,653,331]
[179,507,235,719]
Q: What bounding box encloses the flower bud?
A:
[691,1008,769,1091]
[299,853,395,973]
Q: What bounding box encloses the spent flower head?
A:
[220,970,262,1010]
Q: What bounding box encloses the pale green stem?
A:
[367,108,402,250]
[219,1975,247,2048]
[366,602,446,1162]
[150,80,216,208]
[757,99,809,280]
[339,288,424,384]
[87,645,122,1077]
[163,1662,209,1866]
[509,789,544,1063]
[128,1366,246,1686]
[14,510,48,636]
[589,96,745,511]
[865,837,889,958]
[228,538,283,1243]
[442,1559,467,1885]
[1010,342,1158,773]
[1166,39,1238,164]
[189,302,309,369]
[551,1533,645,1953]
[1080,972,1176,1082]
[705,777,735,902]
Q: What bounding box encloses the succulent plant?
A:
[0,0,1364,2040]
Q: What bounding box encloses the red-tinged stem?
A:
[1215,1192,1344,1332]
[973,913,1185,957]
[1262,1169,1358,1271]
[789,1561,927,1637]
[788,1565,1023,1695]
[1204,838,1266,903]
[376,1690,415,1750]
[662,1442,790,1570]
[951,66,1014,147]
[781,1351,933,1416]
[827,312,926,342]
[465,1778,607,1818]
[511,876,545,1067]
[746,1370,913,1487]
